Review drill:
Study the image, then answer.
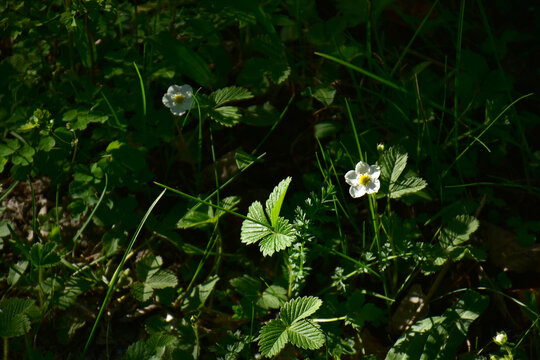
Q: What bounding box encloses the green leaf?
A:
[241,178,296,256]
[207,106,242,127]
[310,86,336,107]
[257,285,287,310]
[385,290,488,360]
[146,269,178,290]
[30,242,61,268]
[287,319,325,350]
[389,176,428,199]
[8,260,29,286]
[240,201,272,245]
[210,86,253,106]
[439,215,479,250]
[0,139,19,157]
[0,298,36,338]
[230,275,261,299]
[131,282,154,302]
[380,147,408,185]
[235,148,261,170]
[280,296,322,325]
[258,216,295,257]
[38,136,55,152]
[265,177,292,226]
[259,319,288,357]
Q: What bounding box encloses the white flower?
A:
[162,84,194,116]
[345,161,381,198]
[493,331,507,346]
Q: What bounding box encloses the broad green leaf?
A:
[265,177,292,226]
[131,282,154,302]
[310,86,336,107]
[389,176,428,199]
[259,319,288,357]
[0,298,36,338]
[30,242,61,268]
[146,269,178,290]
[287,319,325,350]
[257,285,287,310]
[385,290,488,360]
[230,275,261,299]
[439,215,479,250]
[0,139,20,157]
[280,296,322,325]
[208,106,242,127]
[240,201,272,245]
[177,203,213,229]
[38,136,55,152]
[380,147,408,185]
[210,86,253,106]
[182,275,219,311]
[258,216,295,257]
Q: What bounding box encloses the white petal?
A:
[366,179,380,194]
[355,161,369,174]
[368,165,380,179]
[344,170,357,185]
[162,94,174,108]
[349,185,366,198]
[168,85,182,95]
[179,84,193,95]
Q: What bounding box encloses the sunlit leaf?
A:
[259,319,288,357]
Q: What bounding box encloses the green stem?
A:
[312,316,347,323]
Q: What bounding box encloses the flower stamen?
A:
[359,175,371,186]
[173,94,185,104]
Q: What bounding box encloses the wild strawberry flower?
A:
[345,161,380,198]
[162,84,194,116]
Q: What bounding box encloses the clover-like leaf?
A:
[241,178,296,256]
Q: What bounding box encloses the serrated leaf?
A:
[439,215,479,250]
[257,285,287,310]
[389,176,427,199]
[258,217,295,257]
[385,290,488,360]
[287,319,325,350]
[30,242,61,268]
[380,147,408,185]
[131,282,154,302]
[240,201,272,245]
[8,260,28,286]
[265,177,292,226]
[208,106,242,127]
[147,269,178,289]
[280,296,322,325]
[235,148,260,170]
[210,86,253,107]
[259,319,288,357]
[0,298,36,338]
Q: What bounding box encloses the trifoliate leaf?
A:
[389,176,427,199]
[265,177,292,227]
[210,86,253,107]
[258,216,296,257]
[208,106,242,127]
[439,215,479,250]
[131,282,154,302]
[259,319,288,357]
[287,319,325,350]
[30,242,61,268]
[280,296,322,325]
[241,178,296,256]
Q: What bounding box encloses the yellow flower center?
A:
[173,94,185,104]
[359,175,371,186]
